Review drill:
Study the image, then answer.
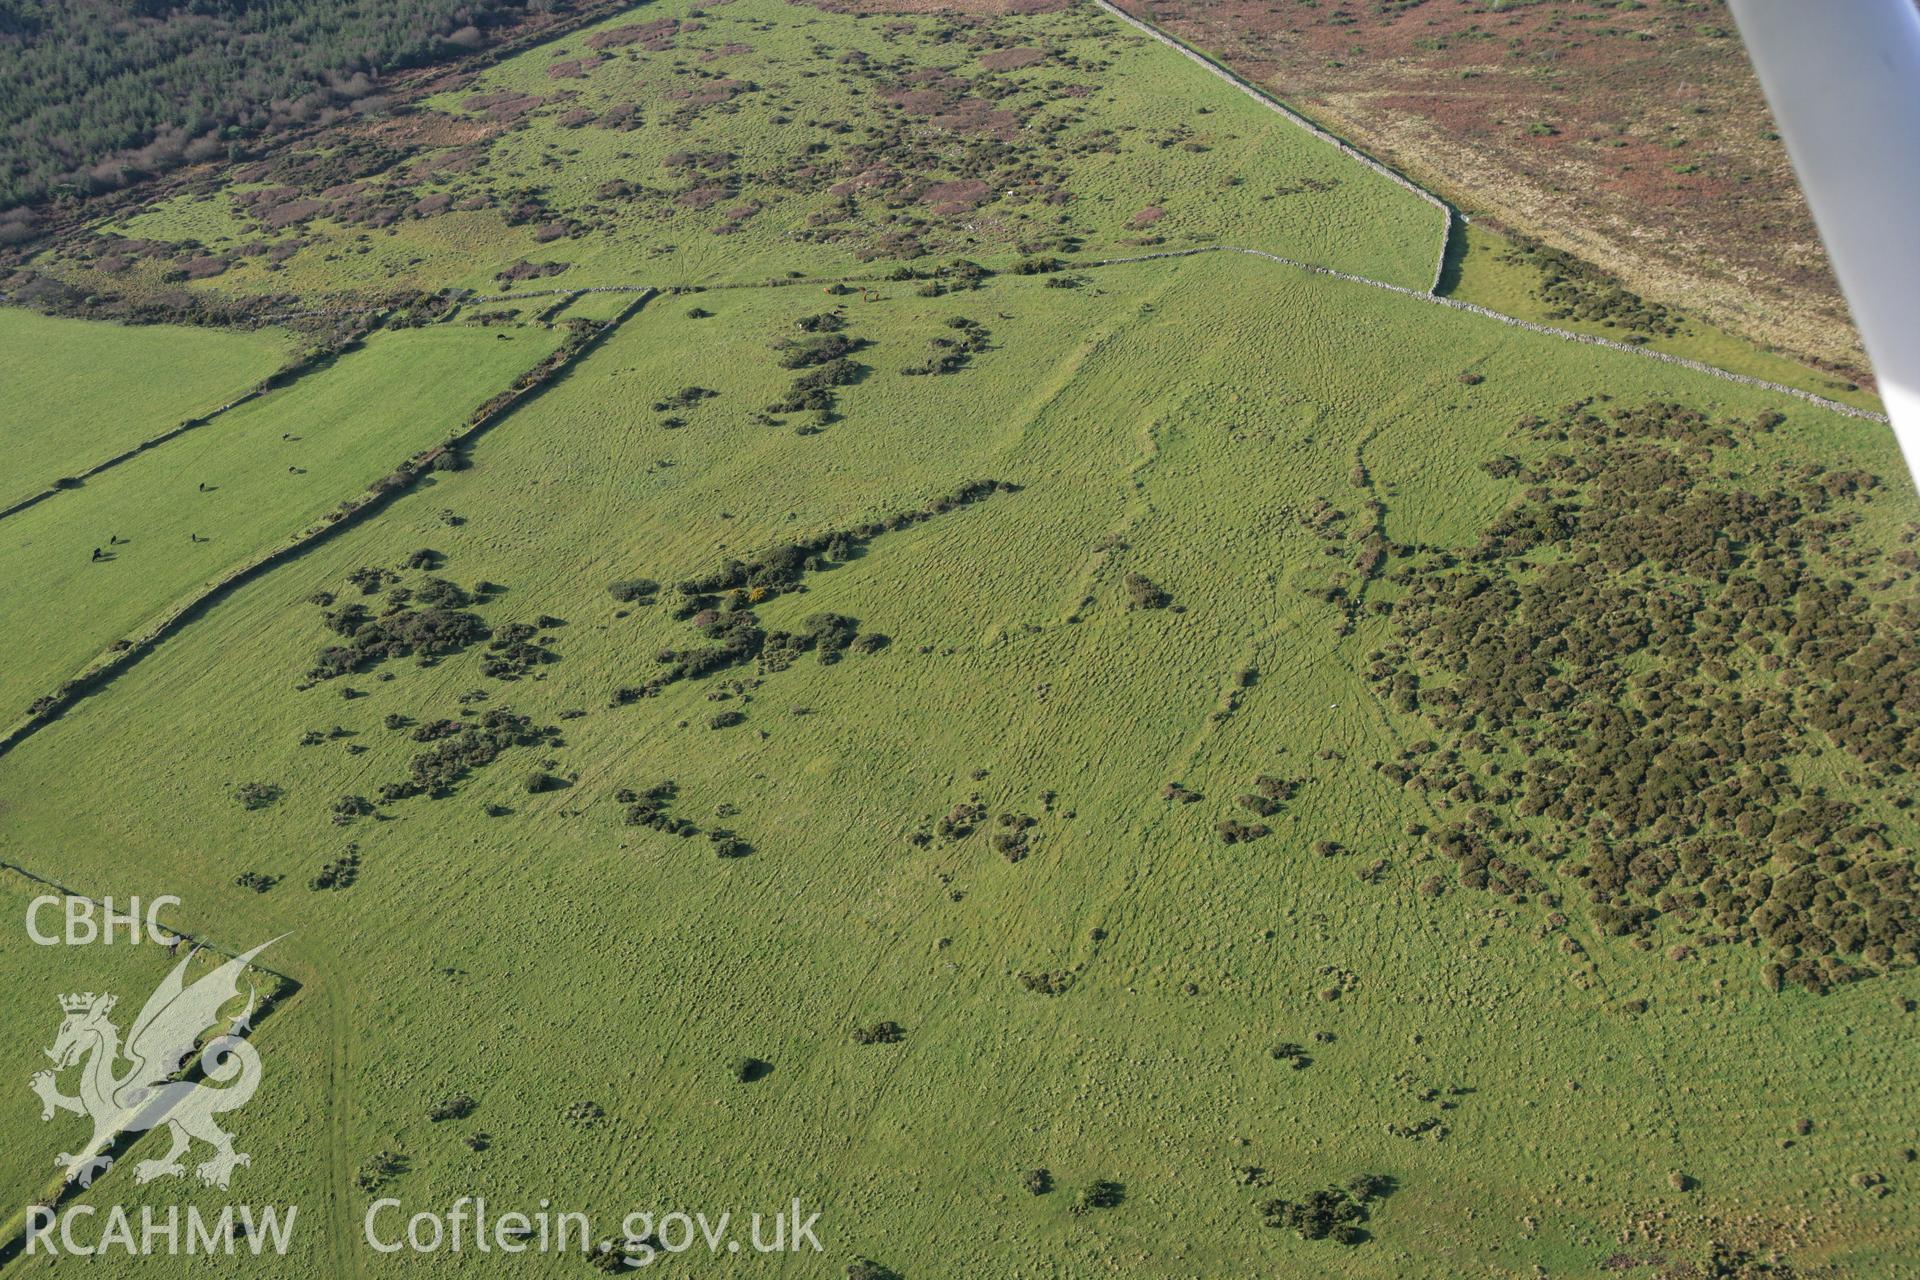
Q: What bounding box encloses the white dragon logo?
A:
[28,938,278,1190]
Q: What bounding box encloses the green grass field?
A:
[1,0,1916,1275]
[0,310,295,511]
[0,323,560,721]
[2,252,1915,1276]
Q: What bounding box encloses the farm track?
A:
[0,292,653,765]
[321,984,359,1280]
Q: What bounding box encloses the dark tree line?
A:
[0,0,592,214]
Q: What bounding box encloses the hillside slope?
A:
[0,1,1915,1276]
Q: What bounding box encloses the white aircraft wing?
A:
[1729,0,1920,485]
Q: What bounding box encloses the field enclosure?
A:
[0,0,1917,1276]
[0,310,296,514]
[1108,0,1865,375]
[4,250,1918,1276]
[0,323,561,722]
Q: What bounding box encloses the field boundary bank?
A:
[1086,244,1890,424]
[264,272,893,325]
[262,251,1885,424]
[1089,0,1455,292]
[0,340,360,528]
[0,292,652,763]
[481,272,905,305]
